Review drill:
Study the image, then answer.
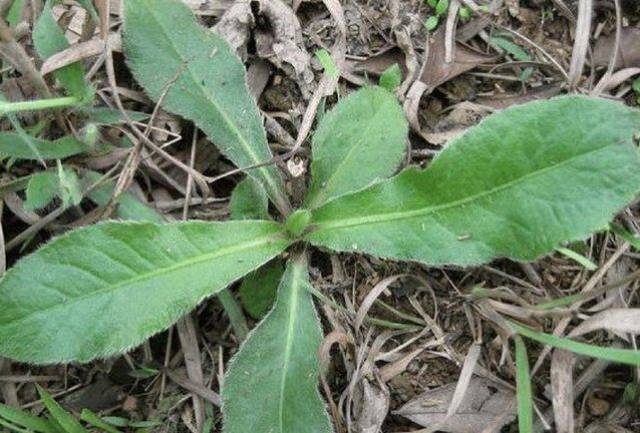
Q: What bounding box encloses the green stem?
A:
[0,96,80,115]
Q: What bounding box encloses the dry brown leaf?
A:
[355,378,390,433]
[212,1,253,59]
[424,101,492,146]
[394,377,516,433]
[354,46,408,78]
[593,27,640,68]
[569,309,640,338]
[419,29,497,90]
[550,349,576,433]
[255,0,314,98]
[41,33,121,76]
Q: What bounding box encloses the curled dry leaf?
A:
[355,378,390,433]
[593,27,640,68]
[212,1,253,58]
[255,0,314,98]
[394,377,516,433]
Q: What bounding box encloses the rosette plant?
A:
[1,0,640,432]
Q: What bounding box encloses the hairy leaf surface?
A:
[229,177,269,220]
[24,172,58,211]
[223,254,331,433]
[0,221,290,363]
[306,96,640,265]
[33,1,92,99]
[82,171,166,223]
[123,0,289,213]
[238,259,284,319]
[306,86,407,208]
[0,133,88,160]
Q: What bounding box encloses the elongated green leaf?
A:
[0,221,290,363]
[511,322,640,366]
[514,336,533,433]
[80,410,123,433]
[33,1,92,100]
[305,86,408,208]
[306,96,640,265]
[229,177,269,220]
[82,107,149,125]
[37,386,89,433]
[0,403,59,433]
[123,0,289,214]
[0,132,88,160]
[223,254,331,433]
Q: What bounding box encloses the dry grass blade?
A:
[568,309,640,337]
[446,343,481,417]
[568,0,592,88]
[550,349,575,433]
[354,275,407,333]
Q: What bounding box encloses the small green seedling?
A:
[2,1,640,433]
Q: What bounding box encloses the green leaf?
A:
[123,0,289,214]
[37,386,89,433]
[305,86,408,208]
[435,0,449,15]
[57,162,82,208]
[24,172,59,211]
[6,0,25,28]
[458,6,472,20]
[0,220,290,363]
[514,336,533,433]
[511,321,640,366]
[80,410,123,433]
[0,132,89,160]
[239,259,284,319]
[82,171,166,223]
[490,36,531,61]
[223,254,331,433]
[0,403,59,433]
[229,177,269,220]
[379,64,402,92]
[305,96,640,266]
[33,1,92,100]
[315,49,338,79]
[556,246,597,270]
[82,107,150,125]
[424,16,439,30]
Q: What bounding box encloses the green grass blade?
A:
[0,403,60,433]
[511,321,640,366]
[514,336,533,433]
[37,386,89,433]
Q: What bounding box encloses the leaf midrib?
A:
[311,144,622,231]
[278,262,301,432]
[140,2,282,202]
[4,233,285,328]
